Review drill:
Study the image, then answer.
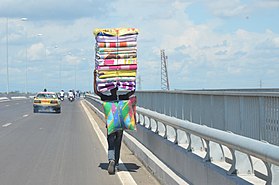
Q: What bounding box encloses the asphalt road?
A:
[0,98,159,185]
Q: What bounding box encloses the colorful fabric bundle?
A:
[94,28,139,92]
[98,70,137,79]
[97,41,137,48]
[97,47,137,53]
[98,81,136,92]
[96,35,137,43]
[96,53,137,59]
[96,50,137,55]
[94,28,139,36]
[103,101,122,135]
[118,99,136,130]
[96,77,136,83]
[129,96,137,121]
[96,64,137,71]
[103,99,136,135]
[95,58,137,66]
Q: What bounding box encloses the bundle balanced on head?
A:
[93,28,139,175]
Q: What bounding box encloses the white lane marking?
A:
[2,123,12,127]
[81,101,137,185]
[23,114,29,118]
[5,105,10,107]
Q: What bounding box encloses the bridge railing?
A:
[85,93,279,185]
[136,90,279,146]
[136,106,279,185]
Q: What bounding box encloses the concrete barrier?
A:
[0,97,9,102]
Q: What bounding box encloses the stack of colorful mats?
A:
[93,28,139,92]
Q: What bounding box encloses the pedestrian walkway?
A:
[81,100,161,185]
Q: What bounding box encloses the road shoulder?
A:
[81,100,160,185]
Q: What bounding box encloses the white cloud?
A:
[172,0,192,10]
[0,0,110,20]
[273,37,279,47]
[254,0,279,9]
[204,0,248,17]
[0,0,279,92]
[203,0,279,18]
[64,54,80,65]
[27,42,45,61]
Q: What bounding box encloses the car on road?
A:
[33,92,61,113]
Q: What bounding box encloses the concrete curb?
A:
[10,96,28,100]
[0,97,10,103]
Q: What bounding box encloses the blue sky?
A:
[0,0,279,93]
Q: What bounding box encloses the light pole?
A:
[75,62,77,90]
[53,45,61,90]
[67,52,76,90]
[6,18,9,95]
[37,33,46,89]
[21,17,28,94]
[60,57,62,90]
[82,57,91,92]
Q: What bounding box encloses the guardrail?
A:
[135,90,279,146]
[85,93,279,185]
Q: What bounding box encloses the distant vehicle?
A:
[68,90,75,102]
[59,90,65,101]
[33,92,61,113]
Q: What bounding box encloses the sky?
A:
[0,0,279,93]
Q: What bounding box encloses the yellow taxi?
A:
[33,92,61,113]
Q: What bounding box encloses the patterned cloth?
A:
[103,98,137,135]
[96,50,137,55]
[98,86,135,92]
[103,101,122,135]
[129,95,137,123]
[95,58,137,66]
[118,99,136,131]
[97,41,137,48]
[98,70,137,79]
[96,35,137,43]
[96,47,137,53]
[96,76,136,83]
[94,28,139,36]
[93,27,139,93]
[96,53,137,59]
[96,64,137,71]
[98,81,136,92]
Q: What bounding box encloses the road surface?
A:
[0,98,159,185]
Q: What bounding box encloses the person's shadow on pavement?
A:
[99,163,140,172]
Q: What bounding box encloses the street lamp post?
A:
[5,18,29,94]
[6,18,9,95]
[37,33,47,89]
[44,46,47,89]
[60,58,62,90]
[75,63,77,90]
[53,45,61,90]
[21,17,28,94]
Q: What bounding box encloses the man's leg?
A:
[107,132,116,174]
[114,130,123,166]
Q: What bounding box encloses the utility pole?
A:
[21,17,28,94]
[6,18,9,94]
[161,49,170,90]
